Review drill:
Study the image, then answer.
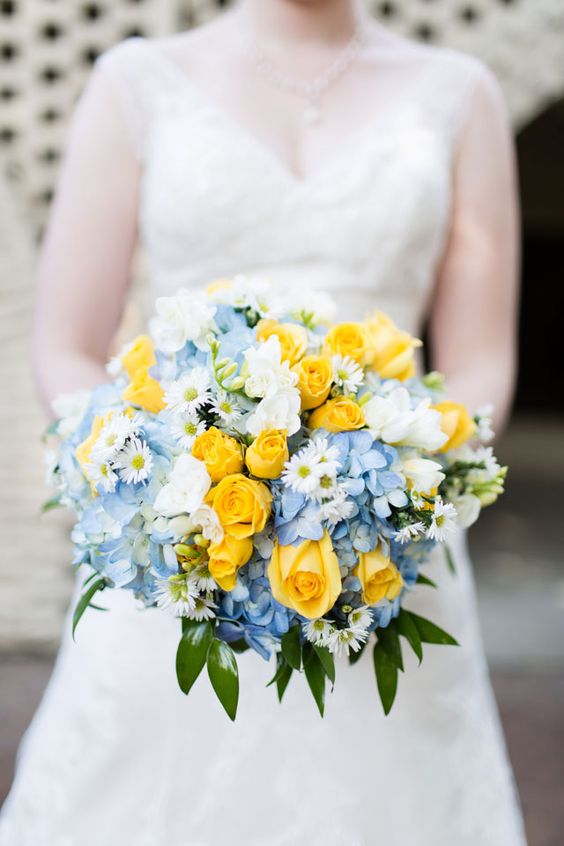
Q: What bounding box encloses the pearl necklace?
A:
[247,23,365,126]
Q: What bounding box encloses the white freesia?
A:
[363,388,448,451]
[52,390,91,438]
[401,457,445,494]
[450,493,482,529]
[153,454,211,517]
[245,387,302,437]
[243,335,297,399]
[150,289,216,353]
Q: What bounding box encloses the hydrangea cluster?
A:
[46,277,506,717]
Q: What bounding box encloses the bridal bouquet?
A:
[45,278,506,718]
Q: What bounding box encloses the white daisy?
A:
[211,390,244,425]
[332,354,364,394]
[347,606,373,633]
[190,565,217,593]
[164,367,212,415]
[427,498,458,542]
[302,618,333,646]
[116,437,153,485]
[154,574,198,617]
[282,448,323,496]
[325,626,368,657]
[92,414,139,462]
[87,458,118,493]
[393,521,426,544]
[185,595,218,622]
[309,438,341,476]
[170,413,206,449]
[318,488,355,525]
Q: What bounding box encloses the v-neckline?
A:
[142,39,417,187]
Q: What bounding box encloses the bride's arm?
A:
[32,65,140,414]
[429,68,520,436]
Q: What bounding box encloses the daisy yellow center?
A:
[337,368,348,381]
[131,454,145,470]
[104,434,117,446]
[101,464,109,477]
[319,475,333,489]
[184,387,198,402]
[220,401,232,413]
[298,465,311,479]
[184,422,198,436]
[435,514,446,527]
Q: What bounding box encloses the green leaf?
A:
[409,611,459,646]
[229,638,250,654]
[72,577,105,640]
[445,545,457,575]
[276,661,293,703]
[41,495,62,514]
[416,573,438,589]
[303,644,326,717]
[207,639,239,721]
[348,639,368,665]
[281,625,302,671]
[176,620,214,695]
[376,622,404,672]
[373,642,398,715]
[313,644,336,686]
[266,653,287,688]
[397,609,423,664]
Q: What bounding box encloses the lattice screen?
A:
[1,0,564,228]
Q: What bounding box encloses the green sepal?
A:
[376,622,404,672]
[373,641,398,716]
[281,624,302,671]
[416,573,438,589]
[207,639,239,721]
[41,495,62,514]
[313,644,336,686]
[176,619,214,695]
[303,643,326,717]
[72,577,106,640]
[397,609,423,664]
[409,611,459,646]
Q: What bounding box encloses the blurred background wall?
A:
[1,1,563,841]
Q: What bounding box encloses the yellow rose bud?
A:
[322,322,373,366]
[208,534,253,591]
[192,427,244,483]
[293,355,333,411]
[308,397,365,432]
[434,401,477,452]
[365,311,422,381]
[121,335,156,381]
[207,473,271,539]
[256,319,308,366]
[122,366,165,414]
[354,548,404,605]
[268,531,342,619]
[245,429,289,480]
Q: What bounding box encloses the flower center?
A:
[184,422,198,436]
[131,454,145,470]
[298,465,311,479]
[184,387,198,402]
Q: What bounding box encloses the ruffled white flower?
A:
[427,498,458,542]
[164,367,212,415]
[332,355,364,394]
[287,288,337,328]
[325,626,368,657]
[318,488,355,525]
[92,413,140,463]
[150,289,216,353]
[210,390,244,425]
[245,387,302,437]
[170,412,206,449]
[363,387,448,451]
[153,454,211,518]
[400,457,445,495]
[393,521,426,544]
[51,389,91,438]
[190,504,224,545]
[302,618,333,646]
[154,574,199,617]
[243,336,297,399]
[116,437,153,485]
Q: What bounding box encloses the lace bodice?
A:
[97,37,486,334]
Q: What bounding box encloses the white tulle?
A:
[0,37,527,846]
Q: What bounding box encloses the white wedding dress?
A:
[0,37,527,846]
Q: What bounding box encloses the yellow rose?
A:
[293,355,333,411]
[192,427,243,483]
[208,534,253,591]
[268,532,342,619]
[354,548,404,605]
[322,322,373,366]
[123,366,165,414]
[75,413,108,478]
[308,397,365,432]
[434,401,477,452]
[121,335,156,381]
[245,429,288,479]
[365,311,422,381]
[256,319,308,366]
[207,473,271,539]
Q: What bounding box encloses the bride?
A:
[0,0,526,843]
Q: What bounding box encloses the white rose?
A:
[153,454,211,517]
[246,387,302,436]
